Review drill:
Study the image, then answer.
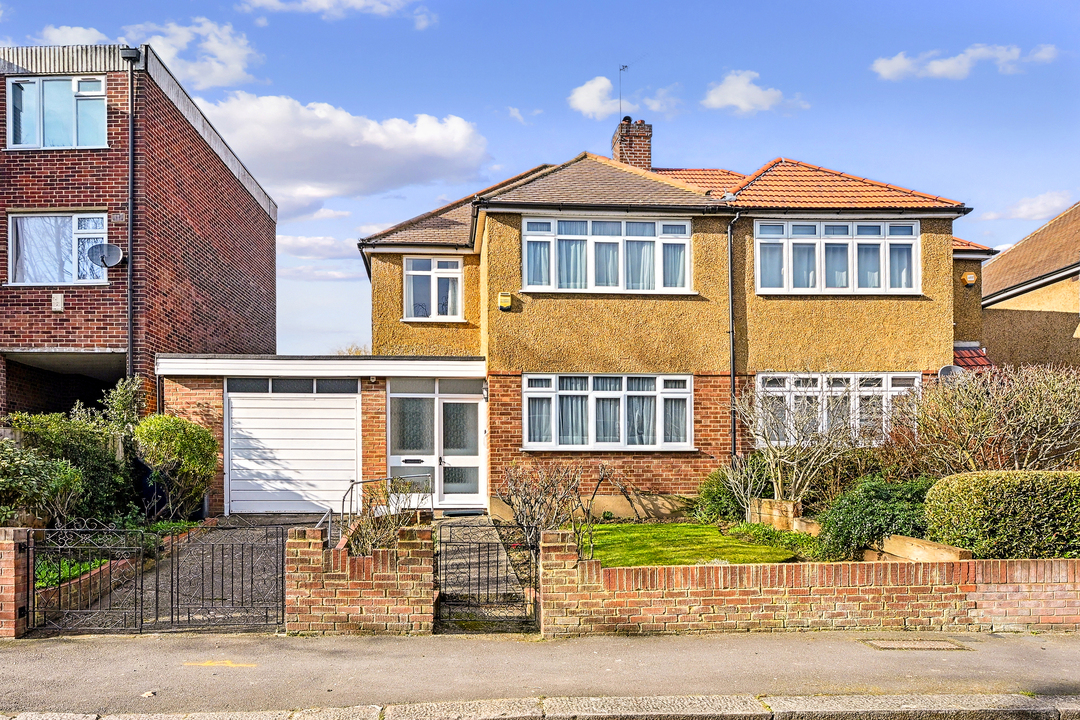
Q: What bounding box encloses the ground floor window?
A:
[522,374,693,450]
[754,372,920,445]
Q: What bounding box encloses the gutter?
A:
[982,262,1080,308]
[356,239,373,279]
[726,211,741,460]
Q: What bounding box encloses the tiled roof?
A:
[952,236,993,252]
[954,348,994,371]
[363,165,552,247]
[652,168,745,194]
[983,200,1080,298]
[486,153,718,207]
[729,158,967,210]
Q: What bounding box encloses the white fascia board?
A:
[953,252,996,260]
[750,211,966,220]
[155,355,487,378]
[363,245,476,255]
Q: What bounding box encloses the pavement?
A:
[1,631,1078,718]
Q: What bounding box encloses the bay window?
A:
[522,218,691,293]
[754,220,921,295]
[8,76,107,149]
[403,257,463,321]
[523,373,693,450]
[8,213,108,285]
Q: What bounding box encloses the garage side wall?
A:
[162,376,225,516]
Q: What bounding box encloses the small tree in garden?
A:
[133,415,218,521]
[498,463,581,552]
[345,477,419,556]
[709,454,771,522]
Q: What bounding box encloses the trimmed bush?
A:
[925,472,1080,559]
[134,415,218,521]
[691,470,743,524]
[0,440,83,524]
[816,475,936,560]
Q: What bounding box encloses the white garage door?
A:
[227,394,360,514]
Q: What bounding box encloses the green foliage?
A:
[0,440,83,524]
[590,523,796,566]
[692,470,744,524]
[134,415,218,521]
[816,475,936,560]
[146,519,200,537]
[727,522,831,561]
[925,472,1080,559]
[34,556,107,589]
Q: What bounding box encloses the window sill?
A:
[756,290,923,297]
[520,446,700,453]
[3,282,110,288]
[4,145,111,152]
[519,289,699,297]
[401,317,468,324]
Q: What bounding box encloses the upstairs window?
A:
[755,220,920,295]
[522,218,691,294]
[8,213,108,285]
[8,76,107,150]
[403,257,464,321]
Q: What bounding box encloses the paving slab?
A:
[762,694,1056,720]
[1049,696,1080,720]
[384,698,542,720]
[543,695,770,720]
[185,714,294,720]
[101,715,188,720]
[15,715,99,720]
[291,706,382,720]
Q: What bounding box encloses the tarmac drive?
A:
[0,631,1077,714]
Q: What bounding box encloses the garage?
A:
[226,378,360,514]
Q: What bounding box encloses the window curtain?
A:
[12,216,72,284]
[437,276,458,316]
[857,244,881,288]
[825,244,848,288]
[625,241,655,291]
[662,243,686,288]
[558,395,588,445]
[593,376,622,391]
[595,242,619,287]
[405,273,431,317]
[527,397,552,443]
[626,396,656,445]
[759,244,783,288]
[557,239,587,289]
[663,397,687,443]
[526,240,549,286]
[792,244,816,288]
[595,398,620,442]
[889,244,913,289]
[763,395,787,443]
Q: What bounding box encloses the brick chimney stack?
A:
[611,117,652,171]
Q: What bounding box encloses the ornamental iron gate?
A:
[435,518,538,632]
[26,519,286,634]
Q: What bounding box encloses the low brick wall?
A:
[539,531,1080,638]
[285,527,434,634]
[0,528,29,638]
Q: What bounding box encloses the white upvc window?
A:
[403,256,464,321]
[755,220,920,295]
[7,213,109,285]
[522,373,693,450]
[7,76,108,150]
[522,218,691,294]
[755,372,920,446]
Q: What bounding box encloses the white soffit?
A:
[156,355,487,378]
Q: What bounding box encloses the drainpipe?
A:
[121,46,140,379]
[726,211,742,460]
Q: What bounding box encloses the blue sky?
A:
[6,0,1078,353]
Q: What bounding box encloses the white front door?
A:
[438,399,483,506]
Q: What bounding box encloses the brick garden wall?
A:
[539,531,1080,638]
[161,376,225,516]
[285,527,434,634]
[0,528,29,638]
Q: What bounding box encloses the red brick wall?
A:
[539,531,1080,637]
[488,373,744,497]
[3,359,110,414]
[0,528,29,638]
[361,378,387,483]
[611,119,652,170]
[162,376,225,516]
[285,527,434,634]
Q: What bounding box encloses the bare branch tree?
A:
[609,470,644,521]
[498,463,581,552]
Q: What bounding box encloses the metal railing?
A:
[337,474,435,541]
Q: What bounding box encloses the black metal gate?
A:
[435,519,537,632]
[27,520,286,634]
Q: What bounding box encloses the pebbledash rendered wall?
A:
[538,531,1080,637]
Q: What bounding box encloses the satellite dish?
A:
[86,243,123,268]
[938,365,966,379]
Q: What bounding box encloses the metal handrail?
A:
[339,474,435,538]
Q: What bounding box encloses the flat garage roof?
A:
[154,354,487,378]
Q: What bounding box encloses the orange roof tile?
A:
[730,158,967,210]
[952,236,994,252]
[652,167,745,194]
[954,348,994,371]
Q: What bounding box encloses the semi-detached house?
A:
[158,117,994,518]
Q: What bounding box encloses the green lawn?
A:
[587,523,796,567]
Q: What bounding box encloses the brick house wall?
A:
[161,376,225,516]
[539,531,1080,638]
[4,360,110,414]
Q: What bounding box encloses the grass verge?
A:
[589,523,796,567]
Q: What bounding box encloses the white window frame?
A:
[6,212,110,286]
[522,373,694,451]
[402,256,465,322]
[521,217,693,295]
[755,372,921,446]
[754,220,921,296]
[6,76,109,150]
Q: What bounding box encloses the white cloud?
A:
[872,43,1058,81]
[412,6,436,29]
[357,222,393,235]
[280,265,367,282]
[568,76,637,121]
[994,243,1015,252]
[311,208,351,219]
[277,235,359,259]
[643,85,682,116]
[701,71,785,115]
[35,25,112,45]
[508,107,525,124]
[196,91,488,219]
[254,16,269,27]
[239,0,421,22]
[119,18,260,89]
[980,191,1072,221]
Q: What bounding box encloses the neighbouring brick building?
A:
[0,44,276,415]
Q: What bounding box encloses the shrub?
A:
[816,475,936,560]
[133,415,218,521]
[925,472,1080,559]
[498,463,581,552]
[692,470,743,524]
[0,440,83,524]
[727,522,831,561]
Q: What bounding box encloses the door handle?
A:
[401,459,422,464]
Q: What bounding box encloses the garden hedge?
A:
[924,471,1080,559]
